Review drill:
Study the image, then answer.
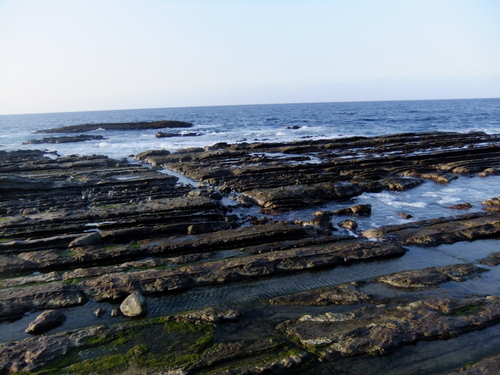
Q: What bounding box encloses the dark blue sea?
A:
[1,98,499,159]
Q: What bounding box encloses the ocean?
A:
[1,98,499,160]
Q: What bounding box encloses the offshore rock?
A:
[479,252,500,267]
[25,309,66,334]
[330,204,372,216]
[22,135,105,144]
[338,219,358,230]
[447,202,473,209]
[34,120,193,133]
[483,197,500,206]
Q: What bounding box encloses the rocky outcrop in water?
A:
[155,131,199,138]
[34,120,193,133]
[22,135,105,144]
[25,310,67,334]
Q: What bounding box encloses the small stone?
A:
[396,212,413,219]
[21,208,40,215]
[338,219,358,231]
[120,292,147,317]
[111,308,120,317]
[94,308,106,317]
[25,310,66,334]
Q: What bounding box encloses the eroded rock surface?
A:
[361,212,500,246]
[279,296,500,361]
[25,310,67,334]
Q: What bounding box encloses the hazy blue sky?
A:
[0,0,499,115]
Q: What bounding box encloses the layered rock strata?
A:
[2,130,500,374]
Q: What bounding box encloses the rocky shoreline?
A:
[1,131,500,374]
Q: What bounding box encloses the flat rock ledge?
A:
[22,135,105,144]
[77,241,407,301]
[279,296,500,361]
[361,212,500,246]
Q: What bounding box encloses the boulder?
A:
[331,204,371,216]
[25,310,66,334]
[120,292,147,317]
[338,219,358,231]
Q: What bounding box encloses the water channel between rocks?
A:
[2,238,500,345]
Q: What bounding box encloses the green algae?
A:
[445,303,485,317]
[33,316,217,374]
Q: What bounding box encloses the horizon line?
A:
[1,97,499,117]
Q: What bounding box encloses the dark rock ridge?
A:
[155,131,200,138]
[22,135,105,144]
[34,120,193,133]
[445,352,500,374]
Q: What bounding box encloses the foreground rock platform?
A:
[2,131,500,374]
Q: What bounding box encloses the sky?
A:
[0,0,499,115]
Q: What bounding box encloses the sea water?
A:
[1,99,499,159]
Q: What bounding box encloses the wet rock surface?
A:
[25,310,66,334]
[279,296,500,361]
[1,131,500,374]
[361,212,500,246]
